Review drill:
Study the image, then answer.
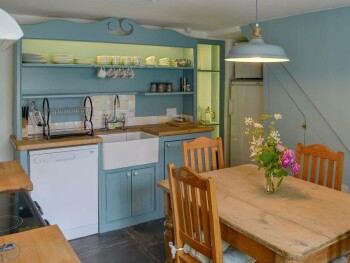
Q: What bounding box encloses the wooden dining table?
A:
[157,164,350,263]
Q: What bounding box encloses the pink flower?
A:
[281,149,295,168]
[276,145,285,151]
[291,162,300,175]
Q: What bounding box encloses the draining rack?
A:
[42,96,94,139]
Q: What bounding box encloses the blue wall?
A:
[242,6,350,186]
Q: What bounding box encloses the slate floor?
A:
[70,219,166,263]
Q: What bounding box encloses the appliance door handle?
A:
[54,155,76,162]
[34,201,44,215]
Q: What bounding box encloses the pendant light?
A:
[0,8,23,52]
[225,0,289,63]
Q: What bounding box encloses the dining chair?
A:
[167,163,254,263]
[295,143,344,191]
[182,136,224,173]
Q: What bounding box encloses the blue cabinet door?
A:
[132,167,155,216]
[164,140,187,179]
[106,171,132,222]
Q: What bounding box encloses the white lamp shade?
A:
[225,38,289,63]
[0,8,23,51]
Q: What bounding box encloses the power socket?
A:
[166,108,177,117]
[341,184,349,193]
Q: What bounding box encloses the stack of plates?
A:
[145,56,156,66]
[159,57,170,66]
[74,58,93,65]
[52,54,74,64]
[22,53,49,63]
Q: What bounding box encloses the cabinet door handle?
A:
[133,171,138,176]
[126,172,131,177]
[166,143,171,148]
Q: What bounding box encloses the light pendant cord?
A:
[255,0,259,27]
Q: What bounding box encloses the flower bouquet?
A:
[245,114,300,193]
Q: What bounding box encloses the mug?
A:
[106,67,115,78]
[131,56,143,66]
[97,67,107,78]
[110,56,120,65]
[121,56,131,66]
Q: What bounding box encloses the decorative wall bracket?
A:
[107,19,134,36]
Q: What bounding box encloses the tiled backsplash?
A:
[25,95,193,136]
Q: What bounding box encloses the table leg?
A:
[163,191,174,263]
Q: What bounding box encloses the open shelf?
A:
[22,92,138,99]
[22,63,195,70]
[141,92,194,96]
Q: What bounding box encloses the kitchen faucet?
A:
[105,95,126,130]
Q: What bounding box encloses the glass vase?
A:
[264,171,278,194]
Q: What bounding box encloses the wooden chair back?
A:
[168,163,223,263]
[182,136,224,173]
[295,143,344,191]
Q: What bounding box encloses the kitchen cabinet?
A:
[102,165,156,232]
[197,40,225,139]
[14,18,198,139]
[156,132,212,218]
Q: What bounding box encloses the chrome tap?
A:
[111,95,120,122]
[106,95,126,130]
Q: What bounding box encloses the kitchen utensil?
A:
[180,77,188,91]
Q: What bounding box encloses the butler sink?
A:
[98,132,159,170]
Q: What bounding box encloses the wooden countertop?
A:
[0,225,80,263]
[0,160,32,193]
[10,134,103,151]
[11,124,213,151]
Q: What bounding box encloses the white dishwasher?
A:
[29,144,98,240]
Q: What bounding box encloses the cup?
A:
[96,55,110,65]
[106,67,115,78]
[121,56,131,66]
[110,56,120,65]
[97,67,107,78]
[131,56,143,66]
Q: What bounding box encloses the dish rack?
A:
[42,96,94,139]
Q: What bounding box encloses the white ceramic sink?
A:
[99,132,159,170]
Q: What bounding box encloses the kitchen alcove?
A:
[14,18,203,139]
